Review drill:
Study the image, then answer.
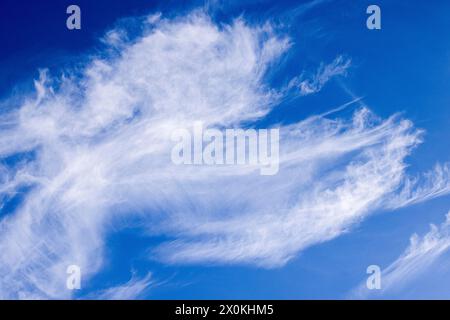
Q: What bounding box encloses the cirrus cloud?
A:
[0,11,448,299]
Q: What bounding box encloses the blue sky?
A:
[0,0,449,299]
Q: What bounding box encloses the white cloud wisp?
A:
[351,211,450,299]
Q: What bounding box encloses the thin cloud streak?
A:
[94,273,152,300]
[289,55,351,96]
[351,210,450,299]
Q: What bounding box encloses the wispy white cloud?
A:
[0,11,448,299]
[351,210,450,299]
[0,11,289,299]
[94,272,152,300]
[385,163,450,209]
[155,109,423,267]
[289,55,351,96]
